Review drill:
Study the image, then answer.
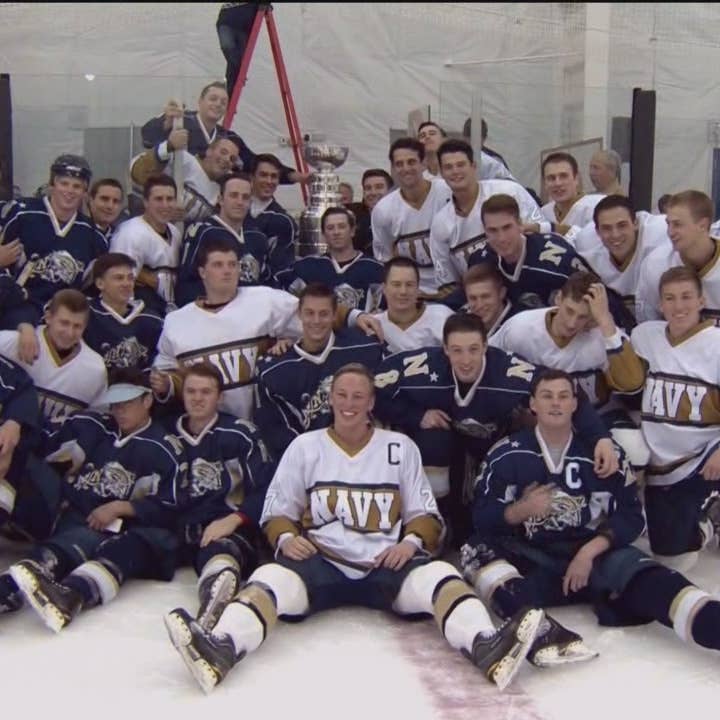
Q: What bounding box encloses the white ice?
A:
[0,538,718,720]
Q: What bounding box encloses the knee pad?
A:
[393,560,462,615]
[610,428,650,468]
[247,563,309,618]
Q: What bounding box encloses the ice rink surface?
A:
[1,538,718,720]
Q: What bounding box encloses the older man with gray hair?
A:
[589,150,624,196]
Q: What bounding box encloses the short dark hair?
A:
[143,174,176,200]
[93,252,136,283]
[438,138,474,165]
[659,266,702,296]
[197,237,240,268]
[530,368,576,397]
[559,271,602,302]
[333,363,375,394]
[666,190,715,227]
[47,288,90,317]
[361,168,393,189]
[90,178,124,199]
[219,171,252,196]
[657,193,672,214]
[389,137,425,164]
[463,263,505,290]
[321,206,356,232]
[200,81,228,99]
[251,153,283,174]
[298,282,337,310]
[383,256,420,284]
[542,152,579,177]
[480,193,521,223]
[417,121,447,138]
[442,312,487,345]
[593,194,636,227]
[181,361,223,393]
[107,366,151,390]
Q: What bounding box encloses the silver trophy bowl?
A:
[298,142,350,257]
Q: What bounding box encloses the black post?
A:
[628,87,656,212]
[0,74,12,201]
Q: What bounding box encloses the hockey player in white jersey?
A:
[110,175,181,314]
[369,257,453,354]
[575,195,669,316]
[165,362,544,694]
[635,190,720,322]
[371,138,452,297]
[489,272,648,467]
[152,237,383,420]
[539,152,604,245]
[430,139,548,294]
[131,129,240,224]
[600,266,720,562]
[0,289,107,429]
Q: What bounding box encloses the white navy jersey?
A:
[261,428,443,578]
[373,303,453,354]
[371,179,452,295]
[84,298,163,372]
[541,194,605,245]
[110,216,181,275]
[621,320,720,486]
[489,307,625,409]
[473,428,644,548]
[635,238,720,323]
[0,326,106,426]
[154,287,303,419]
[0,197,107,309]
[579,212,670,314]
[429,180,548,289]
[276,252,384,313]
[254,328,384,457]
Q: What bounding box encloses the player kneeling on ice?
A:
[0,369,186,630]
[165,363,545,694]
[462,369,720,665]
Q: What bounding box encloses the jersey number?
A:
[565,461,581,489]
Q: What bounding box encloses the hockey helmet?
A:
[50,154,92,184]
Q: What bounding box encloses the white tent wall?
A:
[1,3,719,213]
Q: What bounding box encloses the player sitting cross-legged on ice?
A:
[165,363,546,694]
[462,368,720,665]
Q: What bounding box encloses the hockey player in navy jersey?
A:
[0,370,186,629]
[276,207,384,314]
[171,363,275,630]
[0,154,107,317]
[255,283,384,458]
[165,363,544,694]
[249,154,297,275]
[175,172,271,306]
[462,369,720,663]
[84,253,163,373]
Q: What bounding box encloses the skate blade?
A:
[491,608,544,691]
[531,641,599,668]
[9,564,67,634]
[197,572,238,631]
[164,611,220,695]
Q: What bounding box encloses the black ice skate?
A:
[197,567,242,631]
[528,614,598,667]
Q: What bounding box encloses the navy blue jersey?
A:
[472,428,644,549]
[276,252,384,313]
[0,197,107,311]
[374,345,609,460]
[175,214,271,306]
[254,328,384,457]
[44,412,186,527]
[84,298,163,373]
[251,198,297,275]
[0,355,39,430]
[171,412,275,537]
[468,232,591,308]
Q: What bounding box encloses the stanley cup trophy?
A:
[298,142,349,257]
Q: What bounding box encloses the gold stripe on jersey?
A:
[647,449,705,477]
[642,371,720,426]
[264,517,301,549]
[665,319,714,347]
[235,583,278,637]
[432,576,477,633]
[302,482,402,534]
[326,427,374,458]
[606,338,647,392]
[553,194,584,224]
[698,240,720,278]
[403,515,443,554]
